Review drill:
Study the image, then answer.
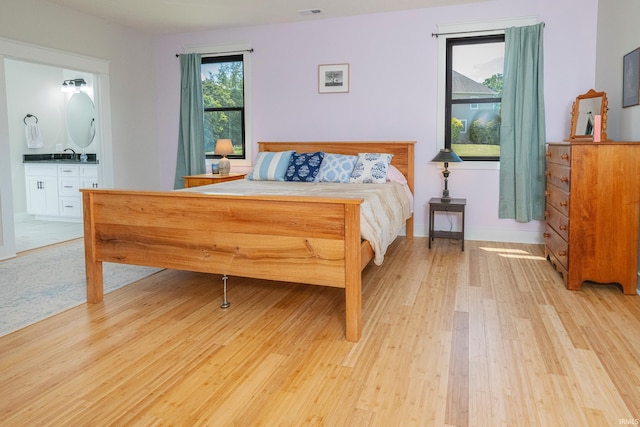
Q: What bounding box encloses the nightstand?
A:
[428,197,466,251]
[183,173,246,188]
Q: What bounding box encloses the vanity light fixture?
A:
[431,148,463,203]
[214,139,234,176]
[61,78,87,93]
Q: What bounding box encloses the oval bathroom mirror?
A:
[66,92,96,148]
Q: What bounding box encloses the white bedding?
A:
[182,180,413,265]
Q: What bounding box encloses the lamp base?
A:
[218,157,231,176]
[440,188,451,203]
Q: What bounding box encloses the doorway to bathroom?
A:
[5,59,96,253]
[0,37,113,260]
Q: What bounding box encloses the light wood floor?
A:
[1,238,639,426]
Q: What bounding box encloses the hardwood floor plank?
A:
[444,311,469,427]
[1,239,639,426]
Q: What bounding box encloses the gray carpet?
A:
[0,240,161,336]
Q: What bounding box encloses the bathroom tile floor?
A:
[15,219,83,253]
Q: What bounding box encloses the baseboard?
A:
[13,212,31,224]
[464,228,544,244]
[412,224,543,244]
[34,215,82,223]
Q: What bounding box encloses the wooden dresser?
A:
[544,142,640,295]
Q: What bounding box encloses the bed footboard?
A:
[82,189,364,341]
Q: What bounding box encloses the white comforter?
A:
[182,180,413,265]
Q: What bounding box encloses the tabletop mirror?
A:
[569,89,608,141]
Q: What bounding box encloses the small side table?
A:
[183,173,246,188]
[428,197,466,251]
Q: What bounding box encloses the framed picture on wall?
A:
[318,63,349,93]
[623,47,640,108]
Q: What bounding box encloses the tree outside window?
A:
[446,35,504,161]
[202,55,246,159]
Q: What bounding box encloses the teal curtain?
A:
[174,53,205,189]
[499,23,546,222]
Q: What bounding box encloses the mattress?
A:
[181,179,413,265]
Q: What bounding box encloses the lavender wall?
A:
[155,0,599,242]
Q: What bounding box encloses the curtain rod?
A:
[175,48,254,57]
[432,22,544,38]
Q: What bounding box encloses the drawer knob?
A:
[543,232,551,239]
[561,153,569,160]
[544,211,549,218]
[558,251,567,257]
[544,190,550,197]
[559,224,567,231]
[560,201,568,207]
[545,151,552,157]
[560,176,569,183]
[545,170,551,176]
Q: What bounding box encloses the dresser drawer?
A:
[25,164,57,176]
[544,224,569,270]
[58,165,79,176]
[59,177,80,196]
[59,197,82,217]
[545,185,570,215]
[80,165,97,178]
[545,205,569,241]
[546,145,571,166]
[545,162,571,192]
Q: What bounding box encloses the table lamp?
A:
[214,139,234,176]
[431,148,462,202]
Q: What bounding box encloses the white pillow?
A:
[386,165,407,184]
[248,151,294,181]
[350,153,393,184]
[316,153,358,183]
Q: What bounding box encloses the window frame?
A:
[435,17,536,171]
[201,54,246,161]
[186,44,253,168]
[445,34,504,162]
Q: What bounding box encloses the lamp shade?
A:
[431,148,462,163]
[214,139,234,156]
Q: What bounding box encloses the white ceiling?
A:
[45,0,486,35]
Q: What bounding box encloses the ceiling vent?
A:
[298,8,324,16]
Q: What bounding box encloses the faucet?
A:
[63,148,76,160]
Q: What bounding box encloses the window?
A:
[445,35,504,161]
[201,54,246,159]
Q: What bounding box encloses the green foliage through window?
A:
[202,55,245,158]
[451,118,463,144]
[445,35,504,161]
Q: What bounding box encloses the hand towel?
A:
[25,123,44,149]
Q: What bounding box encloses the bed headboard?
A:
[258,141,416,195]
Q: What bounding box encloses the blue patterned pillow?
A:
[284,151,325,182]
[248,150,294,181]
[350,153,393,184]
[316,153,358,183]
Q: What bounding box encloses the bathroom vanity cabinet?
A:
[25,164,59,217]
[25,163,98,220]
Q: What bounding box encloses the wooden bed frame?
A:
[81,141,415,342]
